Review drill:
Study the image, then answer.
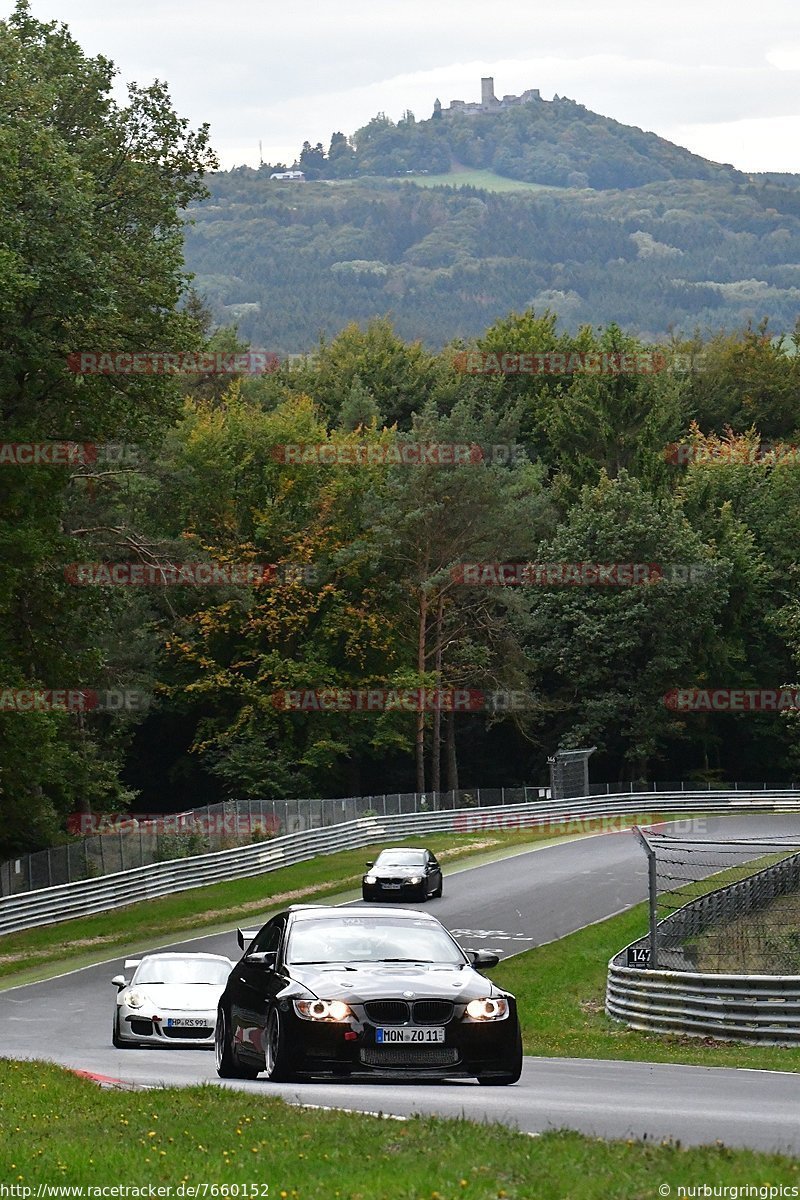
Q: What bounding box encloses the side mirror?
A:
[111,975,127,989]
[470,949,500,969]
[365,861,374,869]
[247,951,277,968]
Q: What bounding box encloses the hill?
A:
[291,82,744,192]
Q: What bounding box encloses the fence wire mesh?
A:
[642,828,800,974]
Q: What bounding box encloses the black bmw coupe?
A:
[215,904,522,1085]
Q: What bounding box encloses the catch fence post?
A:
[633,825,658,970]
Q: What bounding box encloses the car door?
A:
[230,916,286,1060]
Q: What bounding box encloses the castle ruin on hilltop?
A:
[433,77,552,118]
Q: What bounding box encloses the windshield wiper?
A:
[376,958,437,963]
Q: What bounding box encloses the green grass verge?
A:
[400,168,562,192]
[490,902,800,1071]
[0,828,573,988]
[1,1060,799,1198]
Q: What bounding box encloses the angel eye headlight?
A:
[465,997,509,1021]
[293,999,352,1022]
[125,990,145,1009]
[408,876,422,885]
[364,875,377,884]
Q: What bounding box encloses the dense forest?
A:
[185,168,800,349]
[2,4,800,862]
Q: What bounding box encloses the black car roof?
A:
[286,903,438,921]
[376,846,429,854]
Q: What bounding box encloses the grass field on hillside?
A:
[401,168,562,192]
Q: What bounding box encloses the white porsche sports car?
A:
[111,952,234,1048]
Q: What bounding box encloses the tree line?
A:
[1,4,799,860]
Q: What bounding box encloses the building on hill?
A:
[270,169,305,181]
[437,77,545,117]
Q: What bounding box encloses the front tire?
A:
[215,1008,259,1080]
[263,1008,298,1082]
[112,1010,133,1049]
[476,1024,523,1086]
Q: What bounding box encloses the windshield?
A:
[286,917,465,966]
[134,958,231,986]
[375,850,426,867]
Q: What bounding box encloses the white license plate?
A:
[166,1018,206,1028]
[376,1027,445,1043]
[382,883,401,889]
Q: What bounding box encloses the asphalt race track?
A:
[2,815,800,1153]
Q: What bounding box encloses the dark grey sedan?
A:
[362,847,443,902]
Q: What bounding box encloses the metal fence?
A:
[0,787,553,899]
[2,788,800,937]
[631,829,800,973]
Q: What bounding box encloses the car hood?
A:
[127,983,225,1011]
[287,963,503,1003]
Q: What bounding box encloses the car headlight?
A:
[408,876,422,885]
[364,875,377,884]
[124,990,146,1009]
[293,999,352,1022]
[465,997,509,1021]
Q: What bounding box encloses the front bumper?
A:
[362,880,425,901]
[278,1000,520,1078]
[117,1006,217,1047]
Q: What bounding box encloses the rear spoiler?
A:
[237,928,258,950]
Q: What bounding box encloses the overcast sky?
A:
[13,0,800,173]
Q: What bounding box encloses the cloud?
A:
[13,0,800,172]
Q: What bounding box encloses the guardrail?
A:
[607,839,800,1044]
[2,789,800,937]
[606,964,800,1044]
